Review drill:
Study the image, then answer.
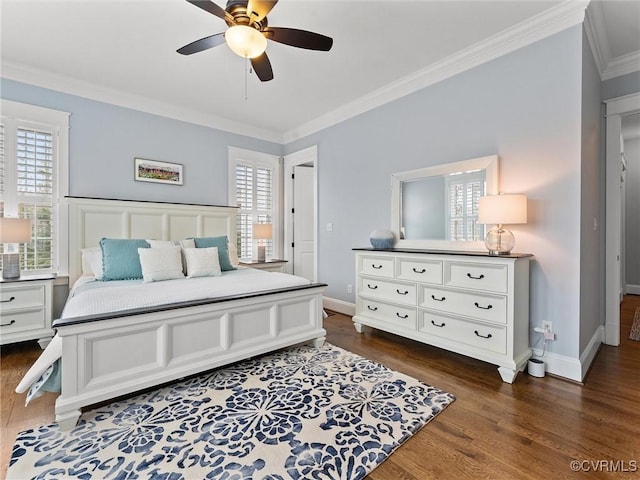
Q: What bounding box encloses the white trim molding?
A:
[627,284,640,296]
[580,326,604,381]
[1,62,283,144]
[585,1,640,81]
[323,297,355,317]
[531,348,582,383]
[283,0,589,143]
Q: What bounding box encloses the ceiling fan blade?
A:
[177,32,226,55]
[246,0,278,22]
[251,52,274,82]
[263,27,333,51]
[186,0,233,23]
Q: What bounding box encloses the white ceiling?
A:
[1,0,639,143]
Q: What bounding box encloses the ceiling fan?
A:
[177,0,333,82]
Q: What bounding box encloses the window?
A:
[228,147,280,260]
[1,100,69,275]
[445,170,485,241]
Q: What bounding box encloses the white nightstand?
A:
[0,274,55,348]
[239,259,288,273]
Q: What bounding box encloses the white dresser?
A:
[353,249,532,383]
[0,275,55,348]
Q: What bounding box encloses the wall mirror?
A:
[391,155,498,250]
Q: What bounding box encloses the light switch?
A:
[326,222,333,232]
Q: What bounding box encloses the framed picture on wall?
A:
[134,158,183,185]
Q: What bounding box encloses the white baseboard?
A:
[531,348,582,382]
[323,297,355,316]
[626,284,640,295]
[531,326,604,383]
[580,325,604,380]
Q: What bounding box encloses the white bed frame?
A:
[54,197,326,430]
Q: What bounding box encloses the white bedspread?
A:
[60,269,310,320]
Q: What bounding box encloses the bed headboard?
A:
[67,197,237,285]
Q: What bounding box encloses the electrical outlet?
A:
[347,284,353,294]
[543,321,554,340]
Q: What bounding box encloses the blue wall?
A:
[286,26,585,358]
[0,79,282,206]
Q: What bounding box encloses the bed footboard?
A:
[54,285,326,430]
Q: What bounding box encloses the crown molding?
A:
[601,51,640,81]
[1,62,284,144]
[283,0,589,143]
[585,2,640,81]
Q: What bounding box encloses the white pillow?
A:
[183,247,222,278]
[178,238,195,249]
[137,246,185,283]
[146,239,175,248]
[81,247,103,279]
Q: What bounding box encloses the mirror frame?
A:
[391,154,499,250]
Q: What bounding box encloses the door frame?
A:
[604,92,640,346]
[283,145,318,281]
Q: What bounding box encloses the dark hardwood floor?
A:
[2,296,639,479]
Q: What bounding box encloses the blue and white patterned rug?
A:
[8,343,454,480]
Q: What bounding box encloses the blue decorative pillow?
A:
[100,238,150,281]
[192,236,236,271]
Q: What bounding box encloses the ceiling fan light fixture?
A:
[225,25,267,58]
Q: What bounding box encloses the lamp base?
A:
[484,226,515,256]
[257,245,266,262]
[2,253,21,279]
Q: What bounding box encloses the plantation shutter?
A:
[445,170,485,241]
[0,117,56,273]
[235,162,274,259]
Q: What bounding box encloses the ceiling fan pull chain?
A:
[244,57,249,101]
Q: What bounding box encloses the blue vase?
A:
[370,230,394,249]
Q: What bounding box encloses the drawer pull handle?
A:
[0,319,16,327]
[412,267,426,274]
[371,264,383,269]
[467,273,485,280]
[474,330,493,339]
[367,305,378,312]
[1,296,16,303]
[431,320,446,328]
[396,312,409,319]
[396,289,409,295]
[474,302,493,310]
[367,284,378,290]
[431,295,446,302]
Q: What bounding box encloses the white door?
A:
[293,166,315,281]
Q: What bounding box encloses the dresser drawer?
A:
[0,284,46,311]
[419,286,506,324]
[397,257,442,284]
[359,277,416,306]
[445,262,508,293]
[359,300,416,330]
[0,308,46,333]
[358,255,394,278]
[418,311,507,354]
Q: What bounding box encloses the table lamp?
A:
[1,217,32,279]
[253,223,272,262]
[477,194,527,255]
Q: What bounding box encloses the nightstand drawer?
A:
[0,284,46,311]
[0,307,46,333]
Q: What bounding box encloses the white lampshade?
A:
[225,25,267,58]
[478,194,527,225]
[253,223,273,240]
[0,217,32,243]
